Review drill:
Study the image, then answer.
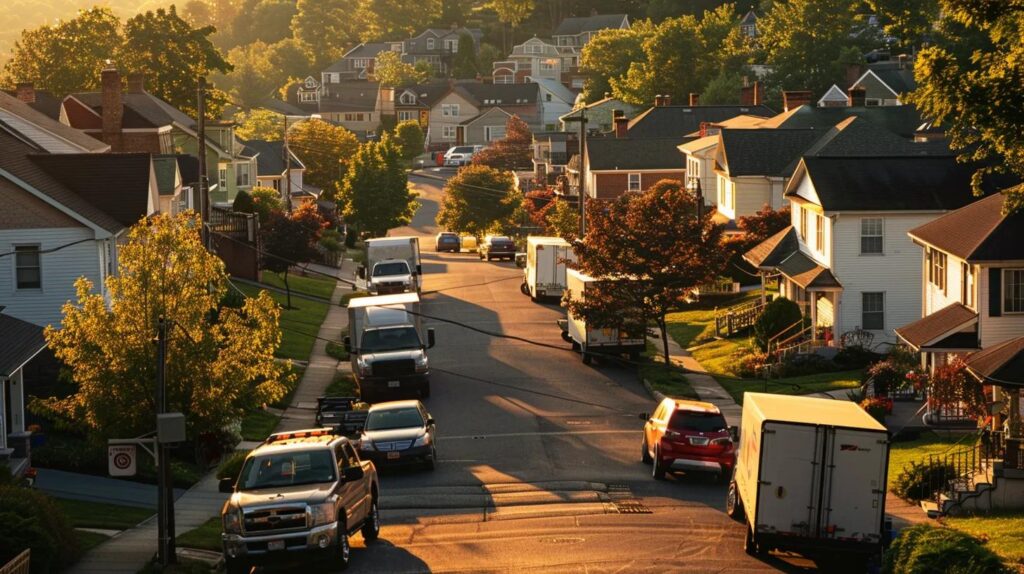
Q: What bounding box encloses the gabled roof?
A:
[803,116,943,158]
[174,154,200,186]
[397,82,452,108]
[318,82,380,112]
[259,98,307,117]
[152,155,180,195]
[0,92,109,152]
[3,89,63,119]
[242,139,304,176]
[908,189,1024,262]
[529,77,576,105]
[739,10,758,26]
[69,91,195,130]
[787,156,980,212]
[865,60,917,94]
[585,137,689,171]
[459,107,512,126]
[559,97,639,122]
[455,82,538,106]
[0,314,46,376]
[627,105,776,139]
[759,104,924,138]
[326,43,390,72]
[895,303,979,350]
[29,152,154,227]
[776,250,841,290]
[817,84,849,106]
[716,128,822,177]
[554,14,628,36]
[965,337,1024,387]
[743,226,799,268]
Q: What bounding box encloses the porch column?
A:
[0,378,7,450]
[809,291,818,342]
[9,370,24,433]
[760,273,766,305]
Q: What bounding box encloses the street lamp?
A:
[283,113,321,211]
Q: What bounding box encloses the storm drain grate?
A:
[613,499,652,514]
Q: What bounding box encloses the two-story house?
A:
[492,36,576,85]
[423,81,540,147]
[403,26,483,76]
[0,311,46,477]
[289,77,384,138]
[552,13,629,55]
[743,156,981,347]
[895,190,1024,372]
[322,43,394,83]
[531,78,576,130]
[241,139,312,204]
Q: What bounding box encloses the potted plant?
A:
[860,397,889,423]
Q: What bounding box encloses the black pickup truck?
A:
[315,396,369,437]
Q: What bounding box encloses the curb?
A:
[640,378,667,404]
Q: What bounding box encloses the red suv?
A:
[640,399,736,482]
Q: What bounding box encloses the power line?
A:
[0,238,93,259]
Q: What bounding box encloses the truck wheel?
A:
[335,524,351,570]
[520,282,530,296]
[641,437,653,464]
[726,480,744,520]
[581,350,592,365]
[652,447,666,480]
[361,499,380,542]
[224,558,249,574]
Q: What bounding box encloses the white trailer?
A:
[559,268,646,365]
[360,237,422,294]
[727,393,889,568]
[521,236,576,301]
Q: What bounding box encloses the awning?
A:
[776,250,842,290]
[964,336,1024,388]
[0,314,46,377]
[894,302,978,351]
[743,226,799,269]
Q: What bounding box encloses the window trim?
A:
[218,167,228,190]
[800,206,809,240]
[962,261,975,308]
[862,291,885,331]
[929,248,947,294]
[627,172,641,192]
[299,91,317,103]
[442,125,456,139]
[815,213,825,254]
[426,38,435,50]
[860,217,884,255]
[14,244,42,290]
[1003,268,1024,314]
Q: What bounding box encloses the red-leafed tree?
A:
[471,114,533,171]
[568,179,728,366]
[523,186,556,229]
[261,202,327,308]
[726,204,792,282]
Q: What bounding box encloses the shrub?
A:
[217,450,250,481]
[893,460,957,502]
[883,524,1009,574]
[232,189,254,213]
[753,297,803,351]
[834,345,880,369]
[779,353,836,377]
[736,351,772,378]
[393,120,425,160]
[860,396,889,423]
[0,485,81,573]
[868,359,903,396]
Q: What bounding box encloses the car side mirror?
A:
[344,336,352,353]
[427,328,436,349]
[417,264,422,275]
[343,465,364,482]
[729,425,739,442]
[218,477,235,493]
[357,266,366,279]
[639,412,649,421]
[426,417,435,426]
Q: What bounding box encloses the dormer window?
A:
[400,92,416,105]
[427,38,435,50]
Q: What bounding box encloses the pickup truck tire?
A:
[652,448,666,480]
[335,524,351,570]
[224,558,249,574]
[726,480,743,520]
[361,500,381,541]
[520,282,530,296]
[641,437,652,464]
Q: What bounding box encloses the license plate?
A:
[387,451,400,460]
[688,436,710,446]
[267,539,285,551]
[388,380,400,388]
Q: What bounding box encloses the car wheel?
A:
[335,524,351,570]
[425,447,437,470]
[641,437,653,464]
[726,480,743,520]
[361,500,380,541]
[224,558,249,574]
[521,282,530,296]
[652,447,666,480]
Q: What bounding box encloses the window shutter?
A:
[989,267,1002,317]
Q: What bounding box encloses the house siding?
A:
[590,171,684,200]
[428,92,478,146]
[0,110,96,153]
[733,177,773,220]
[923,250,965,316]
[978,266,1024,348]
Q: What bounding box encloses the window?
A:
[441,104,460,117]
[962,262,975,308]
[628,173,641,192]
[442,125,456,139]
[399,92,416,105]
[1004,269,1024,313]
[545,93,552,102]
[236,163,250,187]
[344,113,365,122]
[800,206,809,240]
[398,110,417,121]
[14,245,41,289]
[426,38,435,50]
[929,249,947,293]
[571,78,584,89]
[527,44,542,54]
[860,218,883,254]
[353,58,368,69]
[485,125,506,141]
[444,39,458,52]
[540,61,555,71]
[862,292,884,330]
[299,91,316,103]
[815,214,825,253]
[218,167,227,189]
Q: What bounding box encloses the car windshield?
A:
[365,407,424,431]
[360,326,422,352]
[237,450,336,490]
[669,411,727,433]
[372,261,410,277]
[451,147,474,154]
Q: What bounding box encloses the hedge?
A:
[883,524,1009,574]
[0,485,82,573]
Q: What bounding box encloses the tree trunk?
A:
[659,316,671,370]
[283,268,292,309]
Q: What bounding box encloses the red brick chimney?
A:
[847,86,867,107]
[740,81,764,106]
[101,64,124,143]
[14,82,35,103]
[654,95,664,107]
[688,93,699,106]
[782,90,813,112]
[127,73,146,94]
[614,116,628,138]
[845,63,864,90]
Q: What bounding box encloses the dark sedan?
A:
[435,232,461,252]
[358,400,436,470]
[479,236,516,261]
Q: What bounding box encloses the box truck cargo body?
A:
[523,236,576,301]
[559,268,646,364]
[729,393,888,564]
[361,237,422,295]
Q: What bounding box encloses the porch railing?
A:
[714,298,766,338]
[925,431,1004,510]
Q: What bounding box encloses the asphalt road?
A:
[348,171,811,573]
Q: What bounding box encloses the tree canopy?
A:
[338,134,418,237]
[471,114,533,170]
[393,119,426,160]
[261,202,327,307]
[438,164,519,236]
[373,50,432,87]
[287,118,360,196]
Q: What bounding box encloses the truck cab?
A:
[218,429,380,573]
[367,259,414,295]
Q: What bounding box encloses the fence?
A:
[0,550,29,574]
[714,298,766,338]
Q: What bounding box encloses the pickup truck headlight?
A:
[223,507,242,534]
[360,435,375,450]
[310,502,336,527]
[413,433,431,447]
[414,354,429,373]
[357,358,372,377]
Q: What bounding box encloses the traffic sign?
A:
[108,444,137,477]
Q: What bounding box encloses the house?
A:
[531,77,576,130]
[743,155,984,348]
[241,139,312,203]
[552,13,629,50]
[895,190,1024,373]
[492,36,576,86]
[4,82,64,120]
[424,82,540,147]
[322,43,393,83]
[0,91,108,154]
[849,58,916,106]
[760,101,925,138]
[402,26,483,76]
[531,130,578,183]
[739,10,758,38]
[559,96,641,132]
[0,312,46,478]
[624,99,775,139]
[289,77,384,137]
[393,82,449,127]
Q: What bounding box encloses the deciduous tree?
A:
[471,114,533,170]
[261,202,327,308]
[287,119,360,195]
[338,134,418,237]
[393,119,426,160]
[292,0,360,70]
[359,0,442,42]
[578,24,651,103]
[219,41,278,109]
[546,197,579,240]
[453,32,479,79]
[233,108,286,140]
[438,165,519,236]
[373,51,431,87]
[36,212,290,443]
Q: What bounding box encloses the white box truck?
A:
[359,237,422,295]
[726,393,889,568]
[558,268,646,364]
[344,292,435,402]
[521,236,576,301]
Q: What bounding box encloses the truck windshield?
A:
[372,261,410,277]
[237,450,336,490]
[669,411,727,433]
[360,326,422,352]
[365,407,424,431]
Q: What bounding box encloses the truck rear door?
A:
[755,423,824,538]
[819,428,887,543]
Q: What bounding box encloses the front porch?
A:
[0,313,46,480]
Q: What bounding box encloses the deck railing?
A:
[0,550,29,574]
[714,298,766,338]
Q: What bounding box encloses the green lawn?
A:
[718,370,865,404]
[260,271,337,300]
[887,430,971,487]
[270,363,305,410]
[240,409,280,441]
[56,498,154,530]
[176,516,222,552]
[75,529,111,552]
[639,341,699,400]
[690,337,757,379]
[665,290,764,348]
[326,371,358,396]
[945,511,1024,567]
[346,247,365,265]
[236,283,329,361]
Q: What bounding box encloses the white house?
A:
[0,312,46,477]
[530,77,576,130]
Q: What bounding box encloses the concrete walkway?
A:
[646,335,742,425]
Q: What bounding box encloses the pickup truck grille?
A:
[243,506,308,534]
[372,359,415,378]
[374,440,413,452]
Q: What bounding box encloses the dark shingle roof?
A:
[455,82,539,106]
[867,61,916,94]
[965,337,1024,387]
[627,105,775,139]
[585,137,688,171]
[29,153,153,227]
[804,117,944,157]
[324,43,390,72]
[70,91,195,130]
[554,14,628,36]
[908,190,1024,262]
[759,104,924,138]
[895,303,979,349]
[318,82,380,112]
[776,251,841,289]
[3,89,64,120]
[0,92,108,152]
[717,129,822,177]
[242,139,303,176]
[790,156,980,212]
[743,226,799,268]
[0,314,46,376]
[174,154,200,186]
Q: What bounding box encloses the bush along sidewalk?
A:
[882,524,1010,574]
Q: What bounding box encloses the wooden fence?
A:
[0,550,29,574]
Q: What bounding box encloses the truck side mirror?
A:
[427,328,436,349]
[357,266,366,279]
[344,336,352,353]
[729,425,739,442]
[218,477,235,493]
[343,465,364,482]
[416,264,422,275]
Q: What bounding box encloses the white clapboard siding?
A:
[978,267,1024,348]
[924,250,965,316]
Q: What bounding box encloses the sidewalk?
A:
[36,468,184,509]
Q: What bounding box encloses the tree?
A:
[292,0,360,70]
[476,43,504,77]
[489,0,536,51]
[118,7,232,117]
[182,0,216,28]
[908,0,1024,212]
[471,114,533,170]
[220,41,278,109]
[252,186,284,224]
[523,187,556,229]
[547,198,579,240]
[438,165,519,236]
[36,212,290,443]
[865,0,940,48]
[579,24,650,103]
[701,70,743,104]
[260,202,327,308]
[359,0,442,42]
[233,108,286,140]
[452,32,479,79]
[373,50,431,87]
[228,0,296,47]
[287,119,360,195]
[753,296,803,351]
[1,8,123,97]
[267,38,314,84]
[393,120,426,160]
[569,180,727,365]
[737,204,792,241]
[338,134,418,237]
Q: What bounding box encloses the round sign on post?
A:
[108,445,137,477]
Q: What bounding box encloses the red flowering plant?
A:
[860,396,889,422]
[927,359,986,418]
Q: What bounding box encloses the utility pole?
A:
[283,116,293,212]
[155,317,175,565]
[197,77,208,247]
[564,109,588,239]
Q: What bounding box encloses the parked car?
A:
[435,232,461,252]
[479,236,516,261]
[640,398,736,482]
[358,400,436,470]
[443,145,482,167]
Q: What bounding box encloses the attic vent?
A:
[740,107,749,112]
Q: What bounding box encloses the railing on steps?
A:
[714,298,766,338]
[927,431,1005,513]
[768,320,814,361]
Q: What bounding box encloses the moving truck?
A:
[344,293,435,402]
[558,268,646,365]
[521,236,576,301]
[726,393,889,568]
[359,237,422,295]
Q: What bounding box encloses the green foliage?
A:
[291,0,360,70]
[232,189,255,213]
[373,50,431,87]
[0,486,81,573]
[453,32,479,79]
[287,119,360,194]
[218,40,279,109]
[267,38,314,84]
[393,120,426,160]
[260,202,327,307]
[233,108,286,141]
[338,133,417,237]
[359,0,442,43]
[227,0,296,48]
[753,297,803,351]
[579,23,652,103]
[217,450,250,480]
[249,186,283,225]
[546,198,579,240]
[866,0,940,47]
[892,460,955,502]
[883,524,1009,574]
[438,164,519,236]
[702,69,743,104]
